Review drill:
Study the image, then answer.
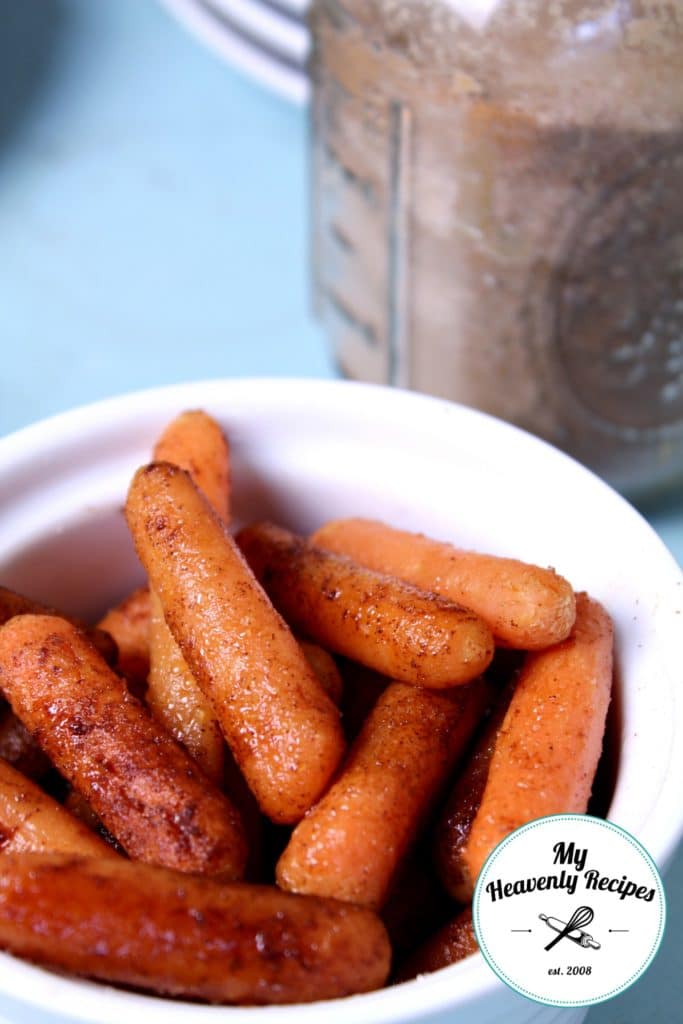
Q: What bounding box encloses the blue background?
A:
[0,2,681,1021]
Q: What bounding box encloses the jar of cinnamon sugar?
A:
[309,1,683,497]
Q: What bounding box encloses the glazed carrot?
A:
[312,518,577,649]
[299,640,343,704]
[125,463,345,824]
[0,584,117,665]
[0,758,114,858]
[277,679,489,908]
[0,615,247,878]
[395,907,478,982]
[442,593,613,897]
[98,585,151,695]
[153,409,230,522]
[148,590,226,783]
[434,681,517,902]
[0,853,391,1004]
[146,411,231,783]
[237,523,494,688]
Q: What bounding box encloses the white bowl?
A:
[0,378,681,1024]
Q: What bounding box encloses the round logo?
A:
[472,815,666,1007]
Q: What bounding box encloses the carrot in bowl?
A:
[435,592,613,899]
[0,757,116,859]
[125,462,345,825]
[311,518,576,650]
[0,615,247,879]
[0,853,391,1004]
[277,678,490,908]
[146,410,232,783]
[237,522,494,688]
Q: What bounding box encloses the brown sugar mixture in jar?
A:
[310,1,683,496]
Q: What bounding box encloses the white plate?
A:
[159,0,309,104]
[207,0,309,62]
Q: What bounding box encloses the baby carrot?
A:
[153,409,230,522]
[0,758,116,858]
[438,593,613,897]
[0,615,247,878]
[146,410,231,783]
[312,518,576,649]
[298,640,343,704]
[98,585,151,695]
[0,853,391,1004]
[277,678,490,908]
[125,462,345,824]
[0,584,117,665]
[237,522,494,688]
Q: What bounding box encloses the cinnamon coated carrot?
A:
[312,518,576,649]
[0,615,247,878]
[437,593,613,898]
[299,640,343,704]
[146,410,231,783]
[125,463,345,824]
[277,679,490,908]
[98,585,151,694]
[153,409,231,522]
[0,758,115,858]
[0,584,117,666]
[0,853,391,1004]
[237,522,494,688]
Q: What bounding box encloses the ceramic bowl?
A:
[0,379,680,1024]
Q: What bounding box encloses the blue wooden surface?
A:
[0,2,681,1021]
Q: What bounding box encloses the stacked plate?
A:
[160,0,311,104]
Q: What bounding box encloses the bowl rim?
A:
[0,376,681,1023]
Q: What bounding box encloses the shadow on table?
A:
[0,0,67,155]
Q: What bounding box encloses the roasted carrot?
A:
[299,640,343,704]
[0,615,247,878]
[395,907,478,982]
[148,590,226,783]
[153,409,230,522]
[439,593,613,897]
[277,679,489,908]
[434,680,517,902]
[125,463,345,824]
[0,758,115,858]
[237,523,494,688]
[146,410,231,783]
[312,518,577,649]
[0,853,391,1004]
[0,584,117,665]
[98,585,151,695]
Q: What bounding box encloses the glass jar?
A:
[309,0,683,498]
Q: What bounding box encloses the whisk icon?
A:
[540,906,600,951]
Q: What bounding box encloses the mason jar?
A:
[309,0,683,497]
